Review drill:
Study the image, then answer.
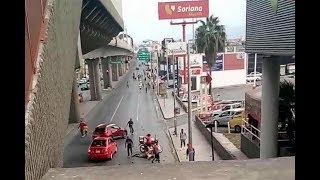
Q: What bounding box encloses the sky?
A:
[122,0,246,44]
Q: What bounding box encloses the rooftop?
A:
[42,157,294,180]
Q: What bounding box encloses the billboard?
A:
[158,0,209,20]
[178,53,203,70]
[167,42,187,56]
[212,53,224,71]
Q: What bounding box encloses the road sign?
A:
[137,51,150,61]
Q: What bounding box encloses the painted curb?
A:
[166,129,181,162]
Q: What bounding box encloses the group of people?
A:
[125,133,161,163]
[125,118,161,163]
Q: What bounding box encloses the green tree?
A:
[278,80,295,149]
[195,15,226,97]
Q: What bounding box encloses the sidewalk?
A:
[168,122,221,162]
[156,92,186,119]
[65,60,136,136]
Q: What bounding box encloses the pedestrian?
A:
[145,86,148,93]
[180,129,187,148]
[186,144,195,161]
[152,140,161,163]
[125,136,134,158]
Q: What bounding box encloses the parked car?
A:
[78,80,89,90]
[92,123,127,140]
[88,137,117,161]
[213,102,243,113]
[205,108,244,126]
[246,72,262,82]
[229,111,245,133]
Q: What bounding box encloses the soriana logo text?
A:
[158,0,209,20]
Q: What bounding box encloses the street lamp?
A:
[205,123,215,161]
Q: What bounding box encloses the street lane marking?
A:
[136,94,140,122]
[110,96,124,122]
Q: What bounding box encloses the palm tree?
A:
[195,15,226,97]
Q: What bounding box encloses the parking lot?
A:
[210,84,252,133]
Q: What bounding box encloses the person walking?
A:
[125,136,134,158]
[152,140,161,163]
[186,144,195,161]
[180,129,187,148]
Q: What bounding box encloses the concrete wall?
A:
[211,69,246,88]
[25,0,82,179]
[194,115,235,160]
[241,134,260,158]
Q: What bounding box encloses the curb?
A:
[155,95,168,120]
[166,129,180,162]
[155,94,186,120]
[65,61,136,138]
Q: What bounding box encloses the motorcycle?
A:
[138,136,163,153]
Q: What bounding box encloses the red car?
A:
[88,137,117,161]
[92,123,127,140]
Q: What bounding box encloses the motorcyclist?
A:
[145,134,152,147]
[78,119,87,137]
[139,81,142,91]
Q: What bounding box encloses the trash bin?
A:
[174,108,180,115]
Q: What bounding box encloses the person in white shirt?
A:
[180,129,187,148]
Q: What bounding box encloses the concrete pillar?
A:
[101,57,111,89]
[87,59,102,101]
[69,74,80,124]
[260,56,280,158]
[111,57,119,81]
[108,57,113,88]
[118,60,123,76]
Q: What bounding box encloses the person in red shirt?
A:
[78,120,87,137]
[145,134,152,147]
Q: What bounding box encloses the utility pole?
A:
[187,43,193,155]
[166,54,170,88]
[172,51,177,136]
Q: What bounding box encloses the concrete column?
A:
[108,57,113,88]
[87,59,102,101]
[94,59,102,100]
[260,56,280,158]
[118,61,123,76]
[69,74,80,124]
[87,60,96,100]
[101,57,111,89]
[111,57,119,81]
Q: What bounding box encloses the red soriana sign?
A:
[158,0,209,20]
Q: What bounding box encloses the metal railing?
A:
[241,118,261,145]
[25,0,48,108]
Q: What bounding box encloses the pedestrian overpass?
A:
[25,0,133,180]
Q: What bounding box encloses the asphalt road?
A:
[63,62,175,168]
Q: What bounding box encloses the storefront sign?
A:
[158,0,209,20]
[167,42,187,56]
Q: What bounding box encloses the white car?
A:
[246,72,262,82]
[78,80,90,90]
